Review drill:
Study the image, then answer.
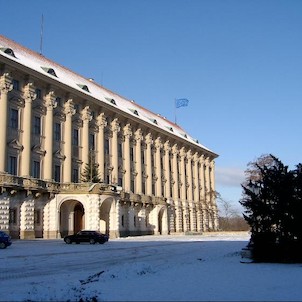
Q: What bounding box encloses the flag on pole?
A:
[175,98,189,108]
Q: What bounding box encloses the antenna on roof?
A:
[39,14,44,55]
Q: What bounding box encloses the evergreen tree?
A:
[240,154,302,262]
[81,152,101,183]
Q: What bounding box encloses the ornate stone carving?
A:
[0,72,13,94]
[23,82,37,103]
[172,144,179,155]
[134,128,143,141]
[64,99,76,116]
[154,137,162,149]
[81,106,92,122]
[44,90,57,109]
[111,118,120,133]
[123,124,132,138]
[145,133,153,145]
[97,112,107,128]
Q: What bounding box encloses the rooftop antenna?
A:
[40,14,44,55]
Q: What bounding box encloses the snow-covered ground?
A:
[1,232,302,301]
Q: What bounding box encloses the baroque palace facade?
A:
[0,35,219,239]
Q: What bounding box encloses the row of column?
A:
[0,73,216,208]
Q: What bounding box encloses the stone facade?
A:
[0,35,219,239]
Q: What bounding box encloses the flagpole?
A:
[174,98,177,124]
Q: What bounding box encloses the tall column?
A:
[21,82,37,176]
[145,133,153,195]
[193,152,200,203]
[81,106,92,168]
[111,118,120,184]
[63,99,75,183]
[96,113,107,181]
[205,157,210,205]
[0,73,13,172]
[123,124,132,192]
[210,159,219,230]
[44,90,57,180]
[199,155,206,231]
[172,144,179,201]
[187,150,193,202]
[134,129,143,193]
[163,141,171,199]
[172,144,182,232]
[180,147,187,201]
[154,137,162,197]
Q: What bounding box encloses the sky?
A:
[2,233,302,301]
[2,0,302,213]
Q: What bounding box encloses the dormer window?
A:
[77,84,90,92]
[0,47,16,57]
[105,97,116,105]
[166,126,174,132]
[149,118,157,125]
[129,108,139,116]
[41,67,57,77]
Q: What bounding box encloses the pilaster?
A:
[81,106,92,168]
[63,99,76,182]
[154,137,162,197]
[0,72,13,172]
[44,90,57,180]
[145,133,153,195]
[96,113,107,181]
[134,128,143,193]
[123,124,132,192]
[111,118,120,184]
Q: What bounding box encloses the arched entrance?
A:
[99,197,114,236]
[59,200,85,237]
[158,206,169,235]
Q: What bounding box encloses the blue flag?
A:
[175,98,189,108]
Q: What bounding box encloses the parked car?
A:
[0,231,12,249]
[64,230,109,245]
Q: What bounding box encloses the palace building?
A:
[0,35,219,239]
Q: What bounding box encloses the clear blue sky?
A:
[2,0,302,212]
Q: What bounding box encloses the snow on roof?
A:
[0,35,216,156]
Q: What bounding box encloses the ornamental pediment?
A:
[7,139,23,151]
[31,144,46,156]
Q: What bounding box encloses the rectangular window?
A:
[73,129,79,146]
[130,147,134,162]
[55,97,62,107]
[141,150,145,164]
[34,209,41,224]
[105,138,109,154]
[106,174,110,184]
[33,161,40,178]
[142,180,146,194]
[35,88,42,99]
[54,123,61,141]
[118,143,122,158]
[9,208,17,224]
[9,108,18,129]
[12,79,19,91]
[89,133,95,150]
[8,156,17,175]
[131,179,135,193]
[54,165,61,182]
[72,168,79,183]
[118,177,123,187]
[33,116,41,135]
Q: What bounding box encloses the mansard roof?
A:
[0,35,217,157]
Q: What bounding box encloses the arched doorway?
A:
[158,206,169,235]
[99,197,114,236]
[74,203,84,233]
[59,200,85,237]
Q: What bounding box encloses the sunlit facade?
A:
[0,35,218,239]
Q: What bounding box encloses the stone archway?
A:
[158,206,169,235]
[59,200,85,237]
[99,197,116,237]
